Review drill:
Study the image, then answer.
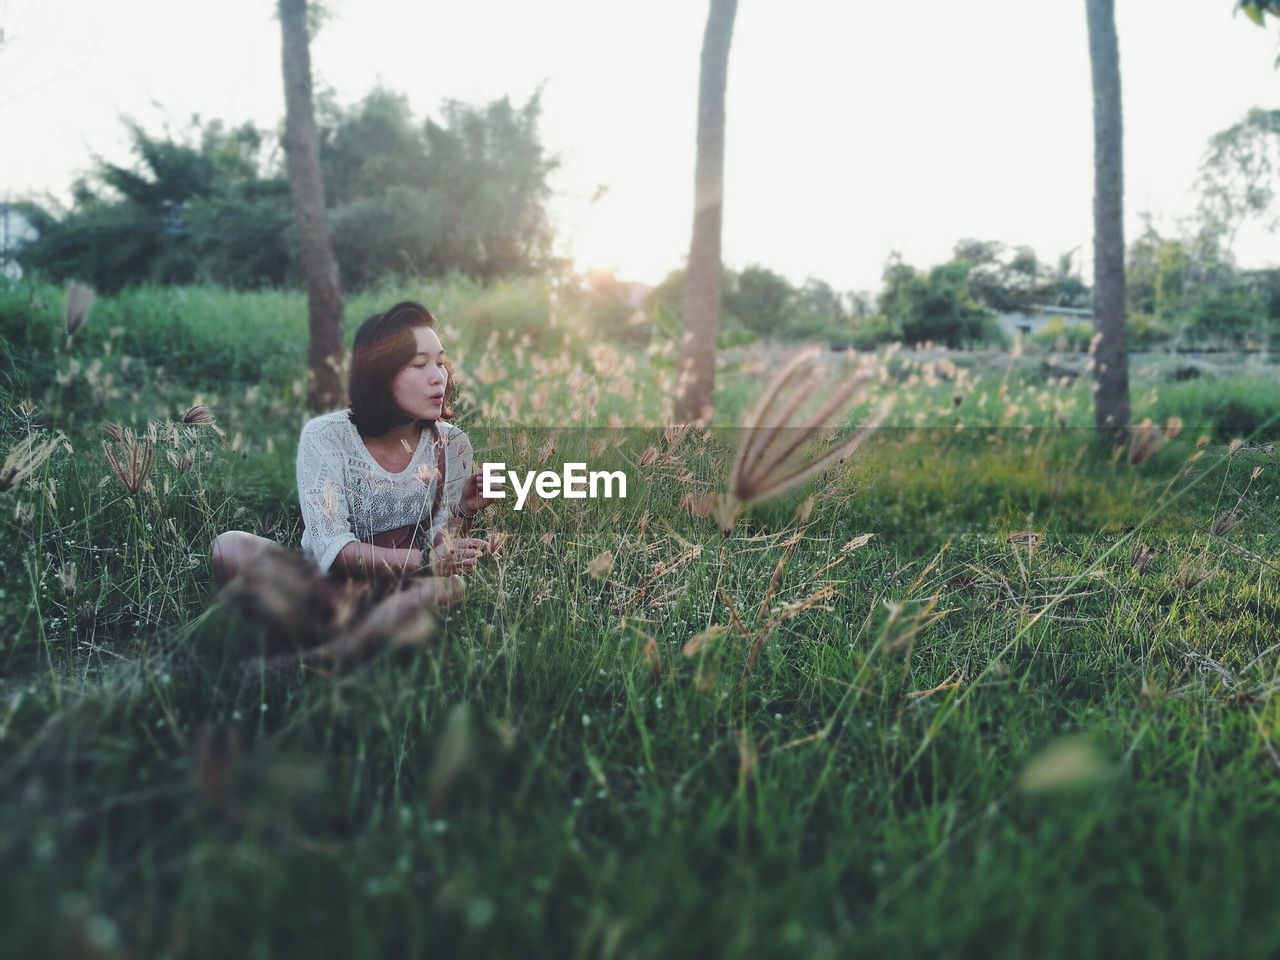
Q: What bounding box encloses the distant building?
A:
[996,305,1093,338]
[0,203,40,280]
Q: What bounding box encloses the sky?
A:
[1,0,1277,295]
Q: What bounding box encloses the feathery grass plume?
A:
[1127,416,1182,465]
[1211,510,1246,538]
[58,562,77,597]
[63,282,96,336]
[102,427,155,494]
[728,346,892,507]
[0,431,65,493]
[586,551,614,579]
[1129,543,1155,575]
[1175,562,1213,592]
[181,403,215,426]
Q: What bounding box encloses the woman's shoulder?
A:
[300,409,354,444]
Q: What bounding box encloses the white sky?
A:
[1,0,1277,294]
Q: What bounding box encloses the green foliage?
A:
[1032,316,1095,352]
[1126,311,1175,349]
[322,90,557,284]
[878,256,997,347]
[1126,209,1274,348]
[1151,374,1280,440]
[954,240,1090,313]
[723,265,793,335]
[1185,287,1268,349]
[19,90,557,292]
[646,266,855,344]
[1198,108,1280,243]
[20,120,293,292]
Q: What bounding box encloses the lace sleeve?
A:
[297,421,358,573]
[428,427,474,546]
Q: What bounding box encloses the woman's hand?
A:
[426,536,490,576]
[457,468,495,520]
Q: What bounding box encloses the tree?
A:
[674,0,738,424]
[18,120,293,291]
[724,265,793,335]
[877,257,994,348]
[280,0,344,411]
[1198,108,1280,254]
[321,89,557,286]
[1084,0,1129,437]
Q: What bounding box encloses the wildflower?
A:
[63,282,96,336]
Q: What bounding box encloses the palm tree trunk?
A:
[674,0,738,424]
[1085,0,1129,438]
[280,0,345,411]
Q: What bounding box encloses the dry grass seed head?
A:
[102,428,156,494]
[63,282,96,336]
[729,347,892,505]
[0,432,65,493]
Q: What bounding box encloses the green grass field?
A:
[3,279,1280,958]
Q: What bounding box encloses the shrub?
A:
[1032,317,1095,352]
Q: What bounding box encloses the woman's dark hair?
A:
[348,301,455,436]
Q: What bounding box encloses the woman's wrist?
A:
[457,502,477,520]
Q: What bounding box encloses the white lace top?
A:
[296,410,473,573]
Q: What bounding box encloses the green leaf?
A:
[652,303,681,343]
[1241,2,1266,27]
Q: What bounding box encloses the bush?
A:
[1148,376,1280,441]
[1032,317,1095,352]
[1126,312,1174,349]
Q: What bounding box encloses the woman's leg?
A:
[209,530,285,586]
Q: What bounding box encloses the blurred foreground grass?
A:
[3,279,1280,958]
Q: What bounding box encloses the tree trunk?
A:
[673,0,738,424]
[1084,0,1129,438]
[280,0,345,411]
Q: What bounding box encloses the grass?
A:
[3,278,1280,957]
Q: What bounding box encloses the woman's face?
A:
[390,325,448,421]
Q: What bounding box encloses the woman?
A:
[210,301,492,617]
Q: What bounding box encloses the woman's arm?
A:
[330,541,425,580]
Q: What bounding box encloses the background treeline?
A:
[15,88,555,292]
[12,91,1280,352]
